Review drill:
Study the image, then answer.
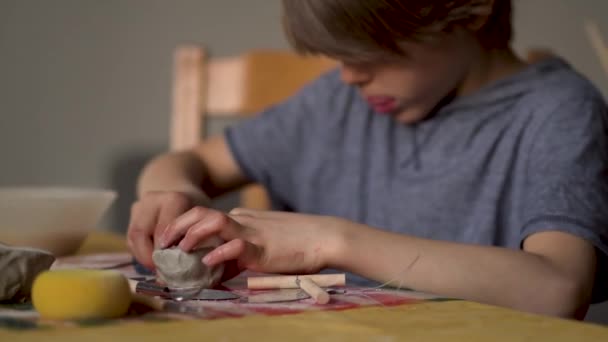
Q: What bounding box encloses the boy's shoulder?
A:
[522,57,606,112]
[497,57,608,143]
[514,58,608,158]
[284,67,353,112]
[301,68,344,95]
[284,67,365,123]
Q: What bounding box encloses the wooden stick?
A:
[247,289,309,303]
[584,20,608,79]
[170,46,206,151]
[247,274,345,290]
[297,277,330,304]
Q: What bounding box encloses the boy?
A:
[127,0,608,319]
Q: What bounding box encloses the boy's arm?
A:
[137,134,250,201]
[128,134,250,267]
[166,206,596,319]
[331,223,596,319]
[330,92,605,318]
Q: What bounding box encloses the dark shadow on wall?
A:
[106,148,156,233]
[106,147,239,234]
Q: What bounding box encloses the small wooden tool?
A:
[247,274,345,290]
[246,274,345,304]
[296,277,330,304]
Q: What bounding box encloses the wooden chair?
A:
[169,46,336,209]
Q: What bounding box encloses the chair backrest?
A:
[170,46,336,209]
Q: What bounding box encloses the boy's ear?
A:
[462,0,495,32]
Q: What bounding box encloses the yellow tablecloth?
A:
[76,230,128,255]
[3,231,608,341]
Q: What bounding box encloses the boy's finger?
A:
[229,207,264,217]
[230,207,292,221]
[178,212,242,251]
[127,233,155,269]
[202,239,262,268]
[129,202,159,241]
[154,200,192,247]
[161,206,214,248]
[229,211,274,229]
[127,203,159,268]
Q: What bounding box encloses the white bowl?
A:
[0,187,117,256]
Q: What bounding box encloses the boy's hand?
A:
[127,191,207,269]
[159,207,346,278]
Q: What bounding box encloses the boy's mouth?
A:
[366,96,397,114]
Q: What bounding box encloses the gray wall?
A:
[0,0,606,323]
[0,0,289,229]
[512,0,608,97]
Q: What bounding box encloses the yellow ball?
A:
[32,269,132,320]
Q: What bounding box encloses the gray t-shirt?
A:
[225,58,608,302]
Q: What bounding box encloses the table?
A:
[2,231,608,341]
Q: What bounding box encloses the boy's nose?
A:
[340,65,372,86]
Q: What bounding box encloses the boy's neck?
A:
[457,47,528,97]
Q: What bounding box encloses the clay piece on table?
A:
[0,243,55,302]
[152,246,224,289]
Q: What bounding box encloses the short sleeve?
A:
[519,93,608,303]
[224,70,340,209]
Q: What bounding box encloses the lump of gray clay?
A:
[0,243,55,302]
[152,246,224,289]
